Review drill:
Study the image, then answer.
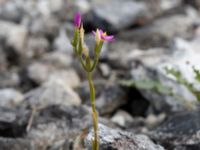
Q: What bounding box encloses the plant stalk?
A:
[87,72,99,150]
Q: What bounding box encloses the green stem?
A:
[89,58,99,72]
[79,55,88,71]
[87,72,99,150]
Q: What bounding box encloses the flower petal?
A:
[99,29,104,35]
[102,35,114,41]
[74,12,81,28]
[93,28,114,42]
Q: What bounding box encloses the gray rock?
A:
[128,37,200,113]
[0,70,20,88]
[0,104,92,150]
[0,48,7,73]
[139,0,182,15]
[85,124,164,150]
[26,36,50,58]
[75,0,91,13]
[0,138,33,150]
[113,112,166,134]
[184,0,200,10]
[53,28,73,54]
[87,0,184,33]
[145,113,166,129]
[0,88,24,108]
[41,51,72,69]
[27,62,55,85]
[158,0,182,11]
[0,20,28,55]
[0,0,24,22]
[49,70,80,88]
[21,0,66,18]
[96,84,127,115]
[107,40,138,69]
[0,107,29,138]
[23,79,81,109]
[29,16,60,38]
[47,0,65,14]
[27,61,79,87]
[89,0,148,32]
[150,109,200,149]
[111,110,133,127]
[99,63,111,78]
[26,105,92,150]
[119,14,195,48]
[47,140,67,150]
[25,105,115,150]
[36,0,65,15]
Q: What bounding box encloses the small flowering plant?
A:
[71,12,114,150]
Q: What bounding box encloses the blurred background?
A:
[0,0,200,150]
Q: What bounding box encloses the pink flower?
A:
[93,29,114,42]
[74,12,81,28]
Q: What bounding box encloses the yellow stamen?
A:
[103,32,107,36]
